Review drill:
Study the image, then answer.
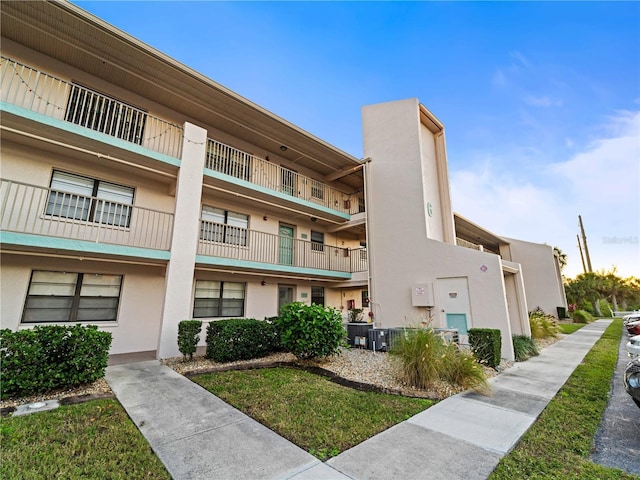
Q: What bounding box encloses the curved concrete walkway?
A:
[106,320,611,480]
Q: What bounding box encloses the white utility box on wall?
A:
[411,283,434,307]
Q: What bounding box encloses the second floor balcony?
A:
[197,220,368,276]
[0,179,174,256]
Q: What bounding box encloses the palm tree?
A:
[553,246,567,271]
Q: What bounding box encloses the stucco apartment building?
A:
[0,1,566,362]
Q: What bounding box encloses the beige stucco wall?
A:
[0,253,165,354]
[1,140,176,214]
[363,99,514,360]
[505,238,568,318]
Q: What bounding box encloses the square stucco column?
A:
[157,122,207,359]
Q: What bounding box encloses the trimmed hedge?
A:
[468,328,502,368]
[0,325,112,400]
[206,318,280,363]
[178,320,202,360]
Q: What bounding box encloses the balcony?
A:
[456,237,484,251]
[197,220,367,276]
[0,179,174,257]
[0,56,183,159]
[205,138,364,217]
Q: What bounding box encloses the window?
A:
[200,206,248,246]
[311,180,324,200]
[193,281,245,318]
[360,241,367,260]
[362,290,369,308]
[311,286,325,306]
[281,168,296,196]
[46,170,134,227]
[66,83,147,145]
[22,270,122,323]
[311,230,324,252]
[358,196,366,213]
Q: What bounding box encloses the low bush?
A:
[512,335,539,362]
[0,325,112,400]
[273,302,346,359]
[529,308,559,339]
[571,309,594,324]
[206,319,280,363]
[390,327,488,393]
[598,299,613,317]
[468,328,502,368]
[177,320,202,360]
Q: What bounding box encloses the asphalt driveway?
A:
[591,329,640,475]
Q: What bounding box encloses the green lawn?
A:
[193,366,433,460]
[558,322,586,334]
[0,399,170,480]
[490,319,639,479]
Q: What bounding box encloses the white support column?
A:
[157,122,207,358]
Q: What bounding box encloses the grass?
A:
[0,399,170,480]
[490,319,639,480]
[558,322,585,334]
[192,366,433,460]
[389,328,489,392]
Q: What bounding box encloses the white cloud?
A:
[492,68,507,88]
[450,110,640,279]
[524,95,563,107]
[509,51,531,69]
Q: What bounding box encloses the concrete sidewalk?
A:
[106,320,612,480]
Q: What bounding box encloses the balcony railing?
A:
[198,220,368,274]
[1,179,174,251]
[0,56,184,158]
[456,237,484,251]
[206,138,364,216]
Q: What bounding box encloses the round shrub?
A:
[273,302,346,359]
[572,309,594,324]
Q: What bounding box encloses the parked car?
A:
[623,313,640,326]
[627,335,640,358]
[624,359,640,408]
[626,318,640,336]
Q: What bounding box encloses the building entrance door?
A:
[437,277,471,335]
[278,225,294,265]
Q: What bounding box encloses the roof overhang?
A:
[454,213,508,253]
[1,0,363,188]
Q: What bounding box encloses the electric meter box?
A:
[411,283,434,307]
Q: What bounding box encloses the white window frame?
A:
[311,230,324,252]
[193,280,246,318]
[46,170,134,228]
[22,270,123,323]
[200,206,249,246]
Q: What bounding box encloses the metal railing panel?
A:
[197,221,367,273]
[206,138,364,216]
[1,56,183,159]
[0,179,174,251]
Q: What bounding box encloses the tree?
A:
[553,246,567,272]
[565,269,640,315]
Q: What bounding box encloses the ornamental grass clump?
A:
[512,334,540,362]
[390,327,489,394]
[529,308,559,339]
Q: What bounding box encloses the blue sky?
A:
[75,1,639,278]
